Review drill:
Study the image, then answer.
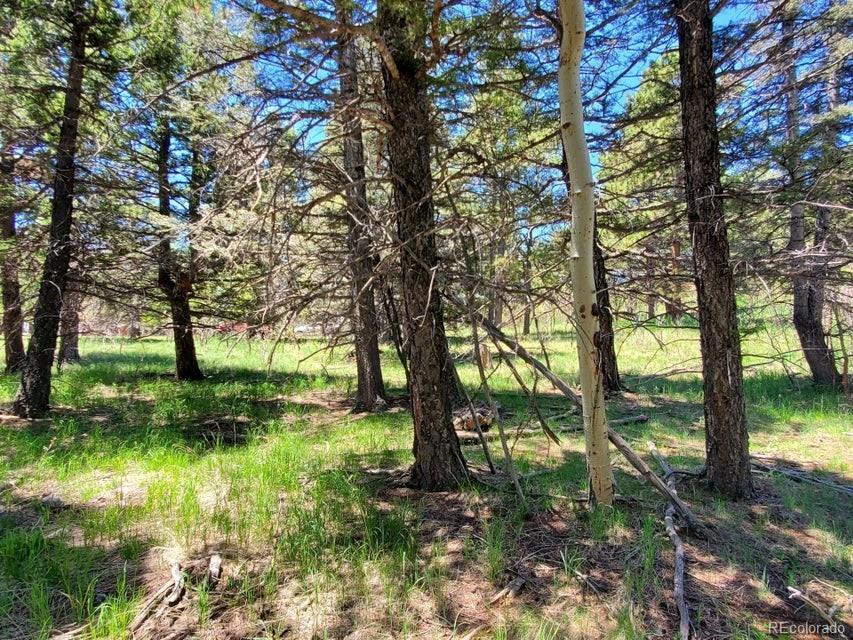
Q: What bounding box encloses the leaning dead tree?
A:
[558,0,614,506]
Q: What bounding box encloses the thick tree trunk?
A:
[378,0,467,490]
[783,15,840,388]
[336,2,386,411]
[156,118,203,381]
[1,180,25,373]
[558,0,614,506]
[674,0,752,497]
[58,280,83,365]
[169,291,202,380]
[12,1,86,417]
[593,231,624,393]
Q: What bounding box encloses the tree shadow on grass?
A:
[680,473,853,637]
[0,366,370,476]
[627,371,846,432]
[0,490,152,640]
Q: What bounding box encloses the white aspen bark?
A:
[558,0,614,506]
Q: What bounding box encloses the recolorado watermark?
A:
[768,621,846,636]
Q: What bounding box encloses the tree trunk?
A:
[336,2,386,411]
[0,173,25,373]
[170,291,202,380]
[58,279,83,365]
[664,237,684,321]
[522,231,533,336]
[12,1,86,417]
[646,254,657,320]
[783,14,840,388]
[378,0,467,491]
[445,360,468,409]
[156,117,203,381]
[560,150,622,393]
[558,0,614,506]
[593,230,624,393]
[674,0,752,497]
[492,236,506,328]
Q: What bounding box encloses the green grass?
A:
[0,329,849,639]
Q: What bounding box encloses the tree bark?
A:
[558,0,614,506]
[646,254,657,320]
[783,14,840,388]
[12,0,86,417]
[492,235,506,328]
[58,276,83,365]
[593,230,624,393]
[674,0,752,497]
[336,1,386,411]
[156,117,203,381]
[378,0,467,490]
[560,149,622,393]
[0,166,25,373]
[664,237,684,321]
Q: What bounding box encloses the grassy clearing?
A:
[0,326,850,639]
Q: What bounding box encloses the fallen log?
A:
[129,561,184,637]
[787,586,838,628]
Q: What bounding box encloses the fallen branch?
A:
[752,456,853,497]
[459,624,487,640]
[650,443,690,640]
[449,353,496,474]
[443,291,582,409]
[129,581,175,635]
[607,431,710,538]
[166,561,185,605]
[489,333,561,445]
[208,553,223,583]
[468,297,523,500]
[129,561,184,637]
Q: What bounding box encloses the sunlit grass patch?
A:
[0,331,849,638]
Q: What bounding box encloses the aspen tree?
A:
[558,0,614,506]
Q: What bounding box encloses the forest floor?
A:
[0,326,850,640]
